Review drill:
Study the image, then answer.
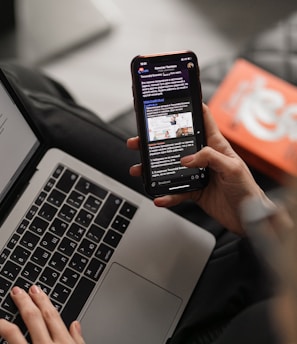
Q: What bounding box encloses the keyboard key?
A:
[26,205,38,220]
[20,231,40,250]
[69,254,88,273]
[47,189,66,207]
[86,224,105,243]
[119,201,138,219]
[52,165,64,179]
[39,202,58,221]
[60,268,79,288]
[51,283,71,304]
[78,239,96,257]
[7,234,20,249]
[0,308,14,322]
[44,178,56,192]
[14,277,32,292]
[96,243,114,263]
[0,277,12,298]
[49,218,68,236]
[67,223,86,242]
[66,190,85,208]
[83,195,101,213]
[31,247,51,266]
[111,215,130,233]
[56,169,78,193]
[2,294,17,314]
[0,249,10,265]
[39,267,60,287]
[29,216,49,236]
[35,191,47,206]
[1,261,21,281]
[16,219,29,235]
[75,178,107,199]
[21,262,42,282]
[61,277,95,328]
[103,229,122,248]
[11,246,30,265]
[85,258,106,281]
[36,282,51,296]
[40,233,60,252]
[94,194,122,229]
[49,252,69,272]
[75,209,93,228]
[58,204,77,222]
[58,238,77,257]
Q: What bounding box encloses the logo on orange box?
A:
[208,59,297,179]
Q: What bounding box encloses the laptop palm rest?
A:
[81,263,182,344]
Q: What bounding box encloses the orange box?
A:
[208,58,297,182]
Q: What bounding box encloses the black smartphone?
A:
[131,50,208,197]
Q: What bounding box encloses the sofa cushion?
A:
[201,11,297,102]
[242,12,297,86]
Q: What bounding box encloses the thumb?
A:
[181,146,236,175]
[69,321,86,344]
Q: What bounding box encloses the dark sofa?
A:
[0,1,15,31]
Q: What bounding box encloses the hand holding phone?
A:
[131,50,208,197]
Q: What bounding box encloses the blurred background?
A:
[0,0,297,122]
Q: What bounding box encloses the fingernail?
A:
[11,286,23,295]
[30,285,41,294]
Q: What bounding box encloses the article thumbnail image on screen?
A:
[147,112,194,142]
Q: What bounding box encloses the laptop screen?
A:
[0,79,40,204]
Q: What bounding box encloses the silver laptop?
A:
[0,69,215,344]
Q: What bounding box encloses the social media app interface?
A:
[135,54,206,189]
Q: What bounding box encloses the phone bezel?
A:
[131,50,208,197]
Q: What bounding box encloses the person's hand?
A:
[0,285,85,344]
[127,104,273,235]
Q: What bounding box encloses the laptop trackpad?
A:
[81,263,182,344]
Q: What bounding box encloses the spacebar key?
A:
[61,277,95,328]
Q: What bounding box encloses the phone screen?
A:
[131,51,208,196]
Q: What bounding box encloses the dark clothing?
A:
[1,62,280,344]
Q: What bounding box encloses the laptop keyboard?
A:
[0,164,138,342]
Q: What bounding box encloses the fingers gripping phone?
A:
[131,50,209,197]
